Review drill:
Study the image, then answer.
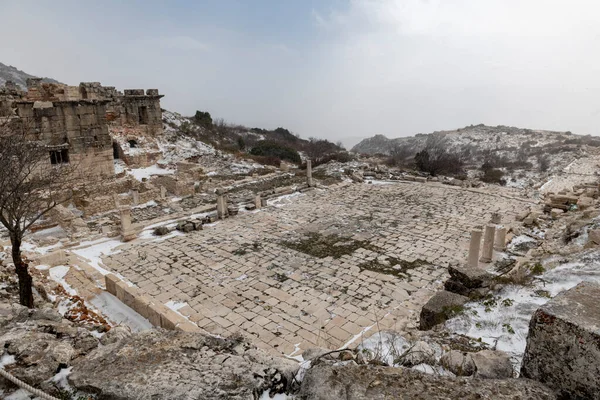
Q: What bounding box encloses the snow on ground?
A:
[165,300,187,312]
[259,391,290,400]
[70,238,123,276]
[48,265,76,296]
[445,249,600,372]
[4,389,35,400]
[267,192,304,208]
[0,353,15,368]
[127,164,175,181]
[90,292,153,332]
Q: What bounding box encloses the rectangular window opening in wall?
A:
[139,106,148,125]
[50,149,70,165]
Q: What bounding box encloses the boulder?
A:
[588,229,600,246]
[298,364,556,400]
[100,325,132,345]
[445,265,494,297]
[69,330,298,399]
[419,291,469,330]
[469,350,513,379]
[399,341,435,367]
[440,350,475,376]
[521,282,600,399]
[578,196,594,210]
[153,226,171,236]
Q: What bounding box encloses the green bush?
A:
[194,110,213,129]
[249,141,301,164]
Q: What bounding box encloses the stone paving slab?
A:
[102,181,533,356]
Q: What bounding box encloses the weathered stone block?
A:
[104,274,119,295]
[160,309,187,330]
[114,280,129,302]
[176,321,201,332]
[448,265,494,289]
[146,302,169,327]
[521,282,600,399]
[132,295,152,318]
[419,290,469,330]
[121,285,139,309]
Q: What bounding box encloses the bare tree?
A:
[0,119,74,307]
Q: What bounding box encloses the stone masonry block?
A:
[132,295,153,318]
[121,285,139,309]
[105,274,119,295]
[160,309,187,330]
[114,280,129,302]
[176,321,202,333]
[146,302,169,327]
[521,282,600,399]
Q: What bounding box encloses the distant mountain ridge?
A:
[350,124,574,155]
[0,62,61,89]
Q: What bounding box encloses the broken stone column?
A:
[131,190,139,206]
[216,189,228,219]
[521,282,600,399]
[160,186,167,199]
[490,213,501,224]
[255,194,262,210]
[113,193,120,209]
[119,207,137,242]
[494,226,507,251]
[468,228,483,268]
[306,159,313,187]
[479,224,495,263]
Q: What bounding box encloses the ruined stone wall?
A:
[110,89,163,136]
[0,81,23,117]
[14,99,114,178]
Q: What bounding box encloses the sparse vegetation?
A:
[414,134,464,176]
[249,141,301,164]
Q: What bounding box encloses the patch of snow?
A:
[259,390,290,400]
[114,159,126,174]
[357,331,410,366]
[49,265,76,296]
[5,389,34,400]
[70,238,123,275]
[133,200,157,209]
[446,250,600,372]
[90,292,153,332]
[128,164,175,182]
[165,300,187,312]
[52,366,72,390]
[0,353,16,368]
[267,192,304,208]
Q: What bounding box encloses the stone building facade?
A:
[0,78,164,178]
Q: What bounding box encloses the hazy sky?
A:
[2,0,600,147]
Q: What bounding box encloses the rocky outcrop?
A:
[419,290,469,330]
[69,330,299,399]
[521,281,600,399]
[0,303,100,392]
[298,364,556,399]
[444,265,494,298]
[440,349,513,378]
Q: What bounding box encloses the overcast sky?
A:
[2,0,599,147]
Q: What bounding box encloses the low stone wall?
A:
[29,250,69,267]
[521,281,600,399]
[104,273,201,333]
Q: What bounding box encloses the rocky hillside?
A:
[0,62,60,89]
[351,124,586,156]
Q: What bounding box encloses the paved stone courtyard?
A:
[102,181,535,356]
